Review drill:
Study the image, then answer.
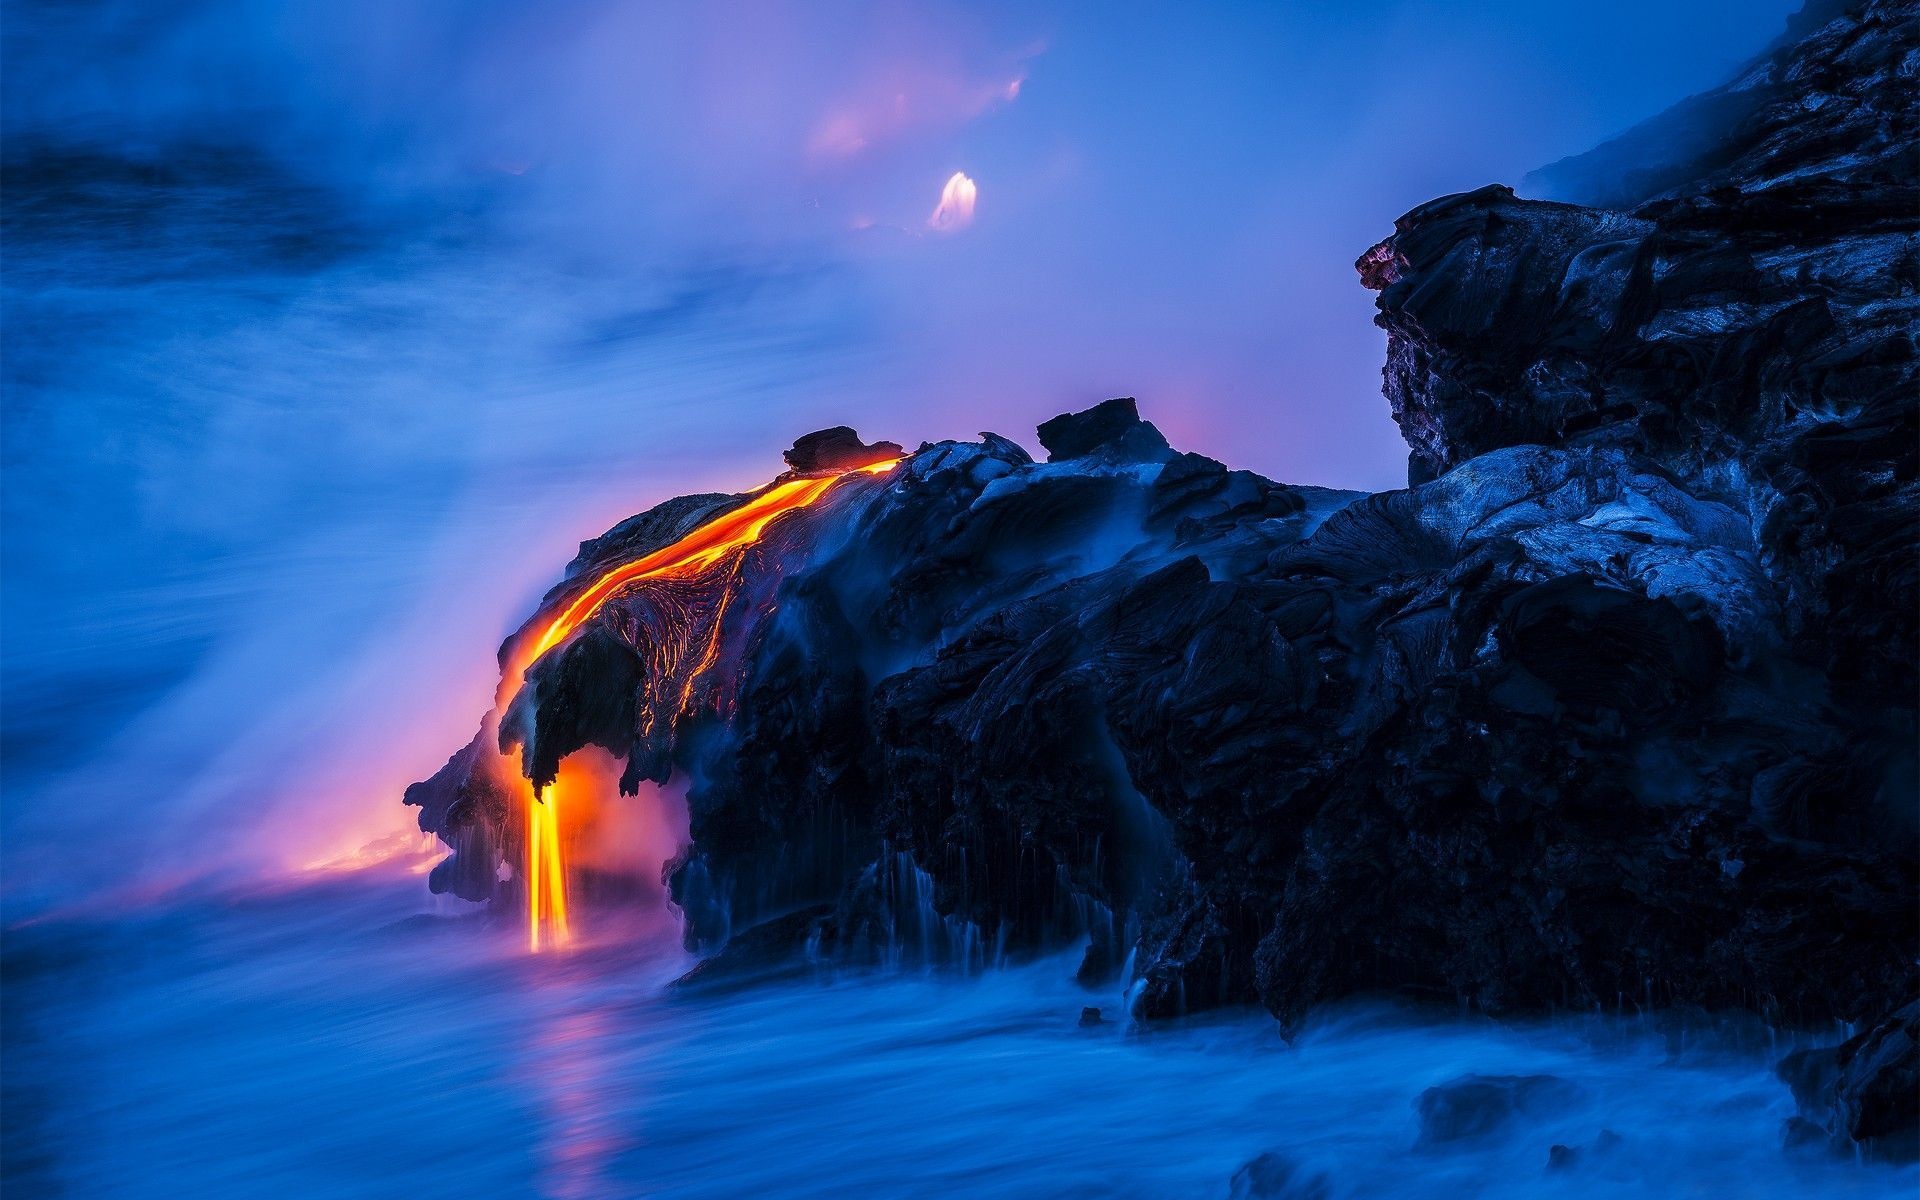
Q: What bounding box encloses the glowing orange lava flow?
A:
[525,780,569,952]
[508,458,900,952]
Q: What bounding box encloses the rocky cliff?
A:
[408,0,1917,1161]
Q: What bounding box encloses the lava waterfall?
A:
[405,430,903,949]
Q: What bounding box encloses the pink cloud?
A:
[806,55,1033,166]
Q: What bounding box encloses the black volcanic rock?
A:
[1036,396,1174,464]
[1529,0,1910,209]
[408,0,1917,1163]
[782,426,903,474]
[668,906,834,992]
[403,730,518,902]
[1227,1153,1331,1200]
[1545,1130,1624,1172]
[1414,1075,1578,1146]
[567,492,739,580]
[1777,1001,1920,1162]
[1358,0,1919,732]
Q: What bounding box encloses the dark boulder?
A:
[782,426,904,474]
[667,906,834,992]
[1227,1152,1331,1200]
[1414,1074,1579,1147]
[1545,1129,1623,1172]
[1036,397,1174,464]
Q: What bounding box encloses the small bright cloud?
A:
[927,171,978,233]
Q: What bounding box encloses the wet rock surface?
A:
[1227,1152,1332,1200]
[1777,1000,1920,1162]
[408,0,1916,1163]
[1546,1129,1624,1172]
[1414,1074,1579,1146]
[1036,396,1174,464]
[667,905,834,993]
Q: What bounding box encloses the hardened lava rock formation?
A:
[409,0,1916,1161]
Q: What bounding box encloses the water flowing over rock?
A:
[1777,1000,1920,1163]
[1413,1074,1580,1147]
[406,0,1916,1162]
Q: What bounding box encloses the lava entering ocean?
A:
[486,456,902,951]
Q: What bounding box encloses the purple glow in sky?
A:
[2,0,1800,907]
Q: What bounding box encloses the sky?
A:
[0,0,1800,910]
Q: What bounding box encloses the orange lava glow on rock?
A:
[505,457,901,952]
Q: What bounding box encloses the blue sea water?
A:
[5,877,1911,1199]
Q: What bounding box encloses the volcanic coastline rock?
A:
[1226,1153,1331,1200]
[408,0,1917,1163]
[1036,396,1174,464]
[567,492,741,580]
[1777,1000,1920,1162]
[666,904,835,993]
[783,426,905,474]
[1413,1074,1580,1147]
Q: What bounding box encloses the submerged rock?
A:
[1227,1152,1331,1200]
[782,426,904,474]
[1414,1074,1579,1147]
[1545,1129,1623,1172]
[668,906,834,992]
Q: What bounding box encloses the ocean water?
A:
[5,875,1911,1199]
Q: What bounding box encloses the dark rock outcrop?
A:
[1528,0,1906,209]
[667,905,834,993]
[1035,396,1174,464]
[783,426,905,474]
[408,0,1916,1163]
[1777,1001,1920,1163]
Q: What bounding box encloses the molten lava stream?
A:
[508,457,900,952]
[526,777,571,952]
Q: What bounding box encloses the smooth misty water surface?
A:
[4,878,1912,1199]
